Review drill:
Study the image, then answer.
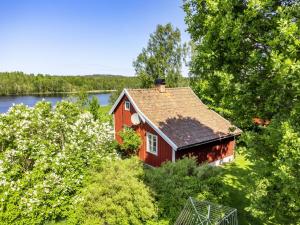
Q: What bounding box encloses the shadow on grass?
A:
[220,154,262,225]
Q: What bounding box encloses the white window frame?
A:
[146,132,158,155]
[124,101,130,111]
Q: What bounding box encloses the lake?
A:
[0,93,111,113]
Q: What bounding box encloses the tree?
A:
[183,1,300,223]
[184,0,300,127]
[241,112,300,224]
[88,96,101,120]
[133,23,187,88]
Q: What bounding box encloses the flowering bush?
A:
[0,101,114,225]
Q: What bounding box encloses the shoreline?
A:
[0,90,116,97]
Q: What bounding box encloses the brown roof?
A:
[126,87,241,149]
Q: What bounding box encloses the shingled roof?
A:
[112,87,241,149]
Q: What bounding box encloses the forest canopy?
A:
[0,72,140,95]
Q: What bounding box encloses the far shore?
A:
[0,90,116,97]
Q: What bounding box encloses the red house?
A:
[109,80,241,167]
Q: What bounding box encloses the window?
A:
[125,101,130,111]
[146,132,158,155]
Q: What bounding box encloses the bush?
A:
[0,101,114,225]
[118,127,142,156]
[144,158,228,223]
[88,96,101,120]
[70,157,157,225]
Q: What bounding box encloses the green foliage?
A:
[0,101,114,224]
[0,72,140,95]
[118,127,142,156]
[70,157,157,225]
[96,105,113,123]
[220,153,262,225]
[242,117,300,224]
[74,91,90,109]
[144,158,228,223]
[184,1,300,223]
[109,88,122,105]
[88,96,101,120]
[71,92,112,123]
[184,0,300,127]
[133,23,187,88]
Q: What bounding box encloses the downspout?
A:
[172,148,176,162]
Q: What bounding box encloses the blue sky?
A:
[0,0,189,76]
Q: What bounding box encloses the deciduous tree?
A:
[183,1,300,223]
[184,0,300,127]
[133,23,187,88]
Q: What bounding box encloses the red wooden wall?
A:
[175,137,235,164]
[137,123,173,167]
[114,95,136,144]
[113,95,173,167]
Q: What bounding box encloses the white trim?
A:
[124,101,130,111]
[109,89,178,150]
[109,89,126,114]
[140,110,178,150]
[146,132,158,156]
[124,90,146,123]
[172,149,176,162]
[209,155,234,166]
[109,89,146,123]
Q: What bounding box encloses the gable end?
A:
[109,89,178,150]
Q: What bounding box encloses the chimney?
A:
[155,78,166,93]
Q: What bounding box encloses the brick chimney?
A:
[155,78,166,93]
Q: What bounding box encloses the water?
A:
[0,93,111,113]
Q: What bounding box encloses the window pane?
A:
[153,145,156,153]
[125,101,130,110]
[147,134,152,152]
[147,133,157,154]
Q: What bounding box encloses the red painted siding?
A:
[175,137,235,164]
[137,123,173,167]
[114,95,136,144]
[113,96,173,167]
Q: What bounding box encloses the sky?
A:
[0,0,190,76]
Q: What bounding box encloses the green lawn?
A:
[221,154,261,225]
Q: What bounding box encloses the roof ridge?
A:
[127,86,191,91]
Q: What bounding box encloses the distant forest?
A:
[0,72,140,95]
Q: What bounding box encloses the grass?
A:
[99,105,111,113]
[221,154,261,225]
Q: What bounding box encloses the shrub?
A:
[144,158,228,223]
[88,96,101,120]
[70,157,157,225]
[0,101,114,225]
[118,127,142,156]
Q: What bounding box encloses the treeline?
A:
[0,71,140,95]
